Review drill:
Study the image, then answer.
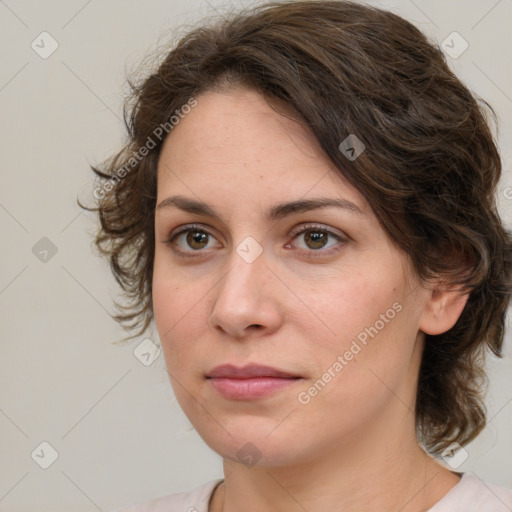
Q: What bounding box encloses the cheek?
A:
[153,280,211,413]
[152,277,180,336]
[304,268,401,345]
[302,263,417,388]
[152,259,205,365]
[152,249,202,329]
[308,276,420,402]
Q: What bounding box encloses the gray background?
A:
[0,0,511,511]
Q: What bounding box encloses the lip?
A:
[206,364,302,400]
[207,364,301,379]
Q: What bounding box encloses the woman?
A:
[87,1,512,510]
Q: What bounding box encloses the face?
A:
[152,88,432,467]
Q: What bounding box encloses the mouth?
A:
[206,364,303,400]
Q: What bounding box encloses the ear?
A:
[419,283,469,335]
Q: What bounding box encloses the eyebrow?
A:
[156,195,364,222]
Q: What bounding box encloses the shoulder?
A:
[429,473,512,512]
[108,479,223,512]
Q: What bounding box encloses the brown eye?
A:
[287,224,346,257]
[303,231,328,249]
[186,230,209,250]
[165,225,221,254]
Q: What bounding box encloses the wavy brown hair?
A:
[82,0,512,455]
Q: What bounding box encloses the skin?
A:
[152,88,468,512]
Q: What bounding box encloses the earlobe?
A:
[419,284,470,335]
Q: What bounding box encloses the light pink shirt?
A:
[111,473,512,512]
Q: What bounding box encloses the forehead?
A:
[156,88,369,215]
[159,88,324,167]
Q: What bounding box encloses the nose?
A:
[209,247,285,339]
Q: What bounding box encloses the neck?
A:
[211,413,460,512]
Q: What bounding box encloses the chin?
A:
[191,417,311,468]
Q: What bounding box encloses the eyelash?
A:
[286,224,346,258]
[164,223,346,259]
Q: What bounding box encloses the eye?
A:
[164,223,346,258]
[287,224,345,255]
[165,224,221,254]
